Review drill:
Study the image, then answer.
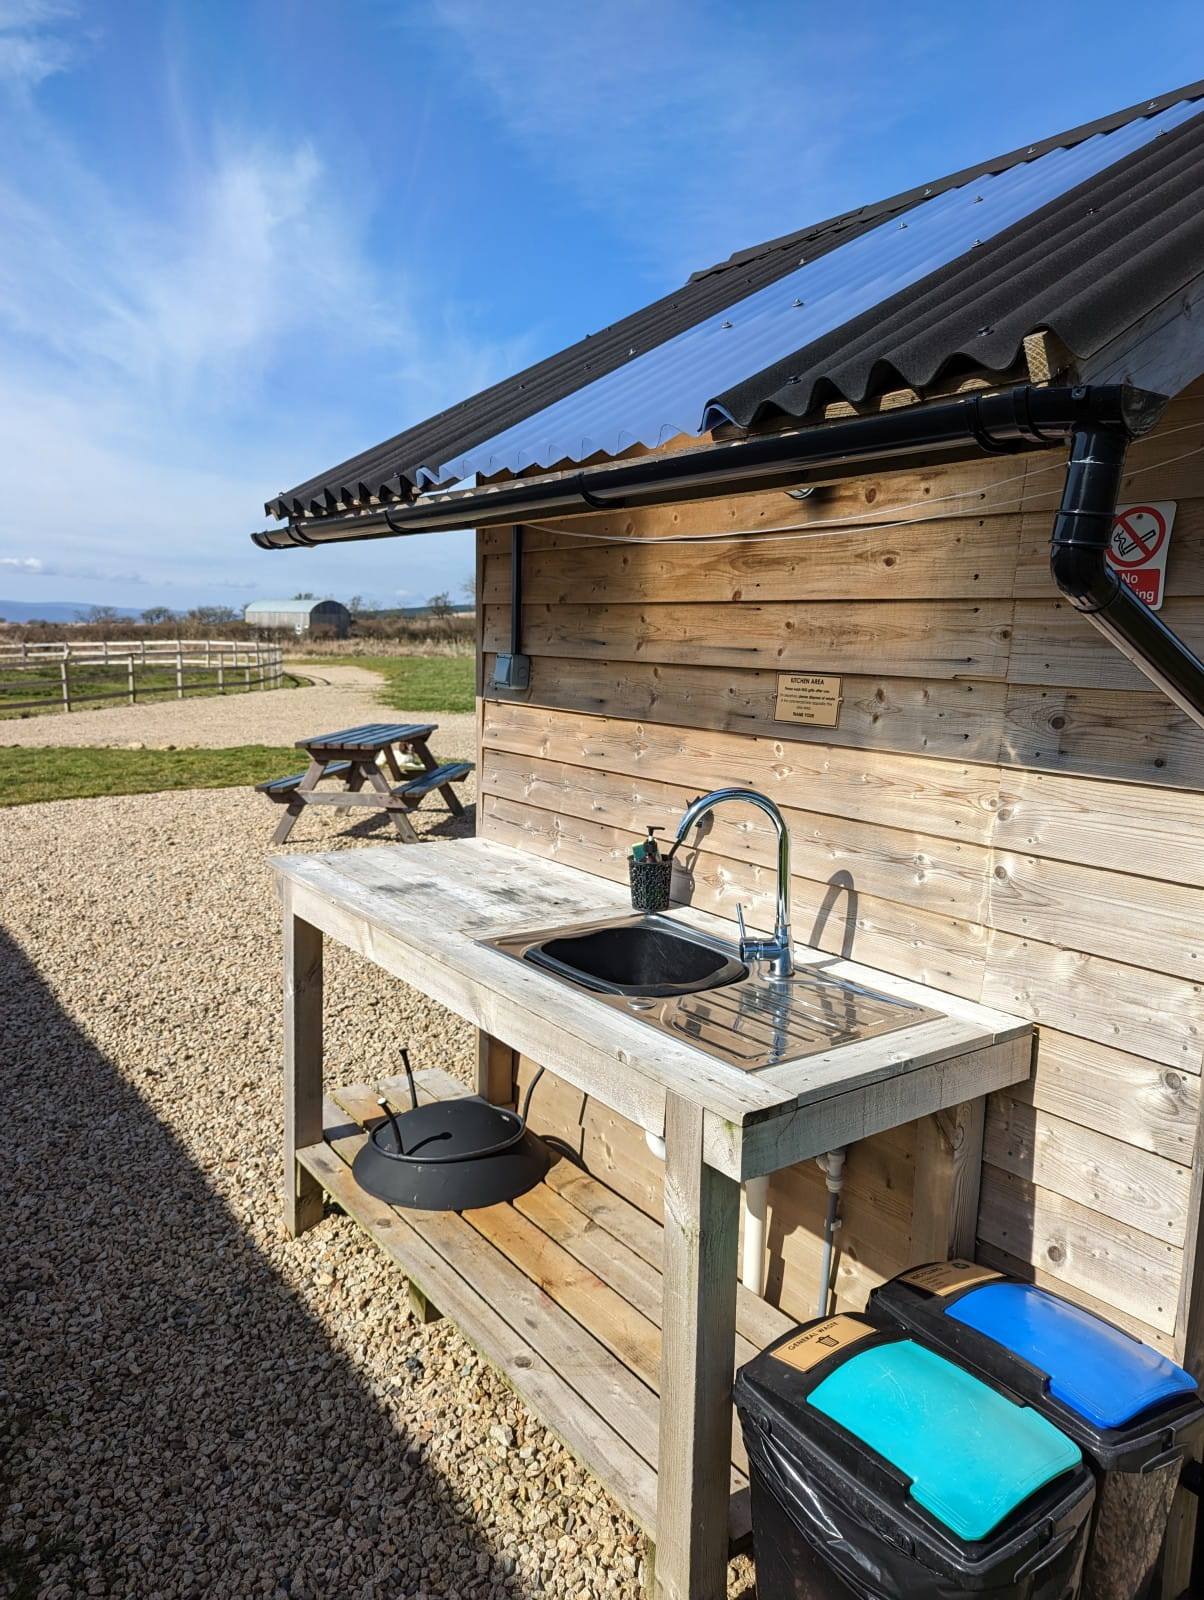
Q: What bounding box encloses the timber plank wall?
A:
[475,381,1204,1358]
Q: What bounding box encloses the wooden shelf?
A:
[297,1069,795,1550]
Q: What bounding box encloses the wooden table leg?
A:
[413,737,466,818]
[655,1093,740,1600]
[272,759,324,844]
[284,888,325,1236]
[339,760,368,809]
[365,765,420,842]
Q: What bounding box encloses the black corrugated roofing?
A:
[267,80,1204,523]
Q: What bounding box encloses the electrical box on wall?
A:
[492,653,531,690]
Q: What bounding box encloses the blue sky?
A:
[1,0,1203,614]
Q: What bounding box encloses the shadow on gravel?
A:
[277,802,476,850]
[0,924,518,1600]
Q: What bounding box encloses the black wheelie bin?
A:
[734,1313,1095,1599]
[867,1262,1204,1600]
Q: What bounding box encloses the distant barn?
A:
[244,599,350,639]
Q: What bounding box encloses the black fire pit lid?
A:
[352,1094,551,1212]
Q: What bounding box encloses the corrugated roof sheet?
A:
[267,81,1204,522]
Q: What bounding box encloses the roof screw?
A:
[1086,207,1097,216]
[791,298,804,307]
[973,238,984,246]
[628,346,636,355]
[973,195,983,203]
[720,320,733,329]
[898,221,908,229]
[1027,146,1036,155]
[923,187,932,195]
[786,375,800,384]
[977,325,993,337]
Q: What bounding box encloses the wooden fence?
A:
[0,639,285,714]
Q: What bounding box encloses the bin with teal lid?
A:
[867,1262,1204,1600]
[733,1313,1094,1599]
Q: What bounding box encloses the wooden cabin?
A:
[258,81,1204,1600]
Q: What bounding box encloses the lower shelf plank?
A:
[297,1068,795,1550]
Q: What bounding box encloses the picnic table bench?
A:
[257,722,472,844]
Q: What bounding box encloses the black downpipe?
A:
[1051,425,1204,729]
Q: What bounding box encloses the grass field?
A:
[0,746,299,807]
[293,653,474,713]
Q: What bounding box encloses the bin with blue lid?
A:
[867,1262,1204,1600]
[733,1312,1095,1599]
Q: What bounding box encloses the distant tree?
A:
[347,594,365,616]
[428,591,452,620]
[461,575,476,604]
[291,591,317,601]
[76,604,122,624]
[141,605,174,625]
[185,604,239,626]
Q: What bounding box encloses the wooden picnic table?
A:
[257,722,473,844]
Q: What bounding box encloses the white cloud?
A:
[0,7,529,607]
[0,0,78,85]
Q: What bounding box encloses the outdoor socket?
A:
[492,653,531,690]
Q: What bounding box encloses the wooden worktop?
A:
[273,837,1031,1179]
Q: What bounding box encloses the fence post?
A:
[218,656,225,695]
[60,659,70,713]
[176,642,184,699]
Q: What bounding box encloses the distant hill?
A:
[0,599,145,623]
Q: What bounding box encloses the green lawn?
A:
[294,653,475,713]
[0,746,299,807]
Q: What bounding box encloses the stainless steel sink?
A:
[522,917,748,997]
[482,914,943,1073]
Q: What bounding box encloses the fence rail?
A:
[0,640,284,714]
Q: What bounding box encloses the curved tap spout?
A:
[674,788,793,978]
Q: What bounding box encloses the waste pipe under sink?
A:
[643,1132,845,1306]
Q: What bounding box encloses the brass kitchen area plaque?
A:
[774,672,843,727]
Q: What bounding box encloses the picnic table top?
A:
[294,722,437,754]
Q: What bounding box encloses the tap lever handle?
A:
[736,903,749,950]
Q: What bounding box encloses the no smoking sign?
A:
[1107,501,1176,610]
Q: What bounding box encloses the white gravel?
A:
[0,761,756,1597]
[0,662,476,756]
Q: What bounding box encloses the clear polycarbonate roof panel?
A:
[426,97,1201,485]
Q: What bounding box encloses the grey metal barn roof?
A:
[245,599,347,614]
[264,79,1204,529]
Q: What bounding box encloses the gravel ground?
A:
[0,762,755,1596]
[0,663,476,756]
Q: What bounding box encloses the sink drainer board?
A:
[298,1067,795,1548]
[484,914,943,1072]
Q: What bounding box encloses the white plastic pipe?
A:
[815,1148,848,1317]
[742,1175,770,1294]
[645,1130,769,1297]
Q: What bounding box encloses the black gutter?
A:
[1051,425,1204,726]
[251,380,1204,728]
[251,385,1157,548]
